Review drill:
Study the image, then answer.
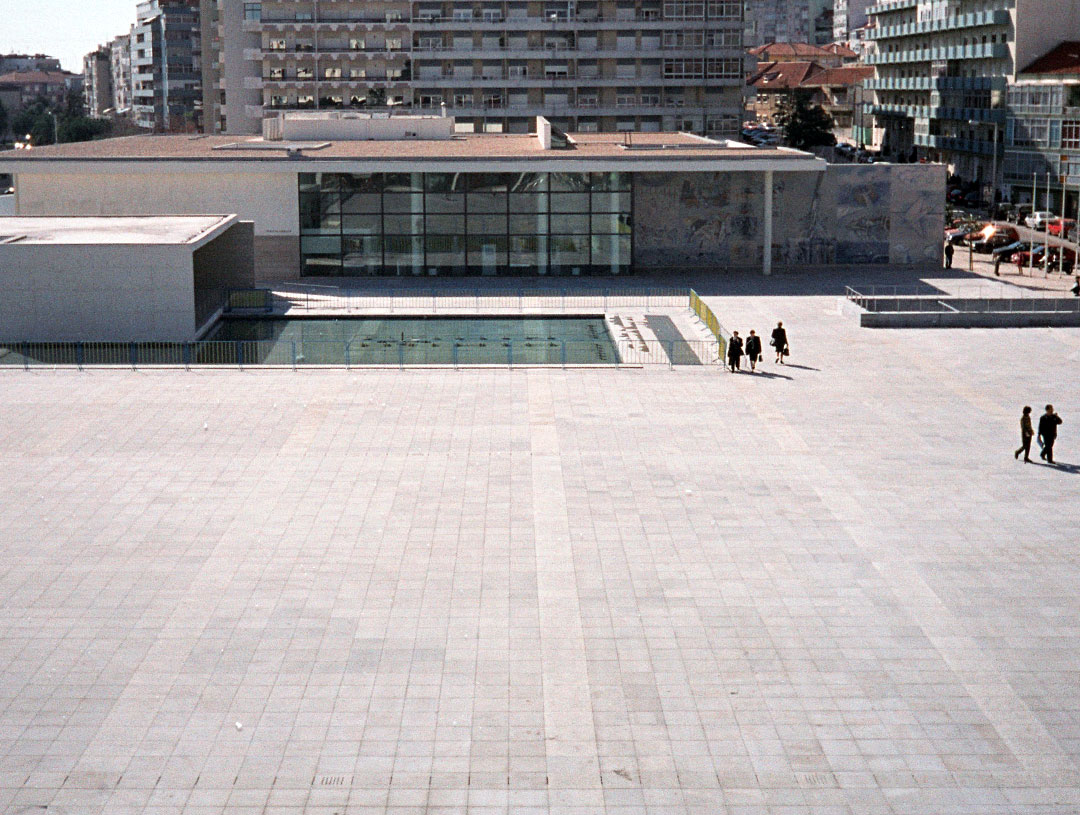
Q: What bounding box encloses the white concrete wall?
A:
[0,244,196,341]
[279,113,455,142]
[0,194,13,217]
[14,172,298,237]
[1014,0,1080,78]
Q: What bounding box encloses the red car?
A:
[1047,218,1077,238]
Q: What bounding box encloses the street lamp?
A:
[970,117,999,214]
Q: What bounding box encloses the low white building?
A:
[0,215,253,342]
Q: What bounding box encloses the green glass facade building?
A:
[299,171,632,276]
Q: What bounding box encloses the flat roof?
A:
[0,131,821,165]
[0,215,237,246]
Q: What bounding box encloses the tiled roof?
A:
[748,42,834,59]
[749,61,822,90]
[800,65,874,87]
[0,70,75,85]
[821,43,858,58]
[1020,41,1080,75]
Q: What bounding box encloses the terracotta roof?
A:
[821,43,858,58]
[748,42,833,59]
[800,65,874,87]
[749,61,822,90]
[0,131,816,163]
[0,70,75,85]
[1020,41,1080,75]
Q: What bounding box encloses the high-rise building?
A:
[832,0,870,48]
[131,0,202,131]
[110,34,134,118]
[83,47,113,118]
[864,1,1080,189]
[203,0,745,137]
[745,0,833,47]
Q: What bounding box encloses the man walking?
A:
[744,330,762,373]
[1038,404,1063,464]
[727,331,744,372]
[944,241,954,269]
[1015,406,1034,463]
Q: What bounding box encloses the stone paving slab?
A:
[1,286,1080,814]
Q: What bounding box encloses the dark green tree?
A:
[776,89,836,150]
[366,87,387,107]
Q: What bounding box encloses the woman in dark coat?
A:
[727,331,744,372]
[770,321,789,363]
[744,330,762,373]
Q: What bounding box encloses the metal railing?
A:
[845,285,1080,314]
[689,288,729,357]
[0,338,721,371]
[224,285,689,314]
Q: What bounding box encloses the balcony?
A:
[863,75,1005,91]
[914,132,995,155]
[868,102,1005,123]
[866,0,918,16]
[869,9,1009,40]
[408,43,743,59]
[864,42,1009,64]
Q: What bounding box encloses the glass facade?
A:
[298,172,633,276]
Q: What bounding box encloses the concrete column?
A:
[763,170,774,276]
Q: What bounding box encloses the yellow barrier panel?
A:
[689,289,726,359]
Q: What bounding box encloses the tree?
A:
[10,93,112,146]
[366,87,387,107]
[776,89,836,150]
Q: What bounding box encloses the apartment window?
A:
[386,37,403,50]
[418,94,442,107]
[663,58,703,78]
[324,67,342,79]
[706,0,740,17]
[297,67,314,80]
[617,94,636,107]
[483,93,504,107]
[350,38,366,50]
[663,31,703,48]
[705,58,741,78]
[268,39,286,51]
[418,37,441,50]
[297,95,315,107]
[1010,118,1051,148]
[350,67,366,78]
[454,93,472,107]
[662,1,704,20]
[1063,121,1080,150]
[268,67,284,80]
[270,94,288,106]
[243,3,262,22]
[578,93,598,107]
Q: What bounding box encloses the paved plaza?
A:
[2,277,1080,814]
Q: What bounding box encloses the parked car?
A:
[1009,204,1033,225]
[992,240,1031,260]
[992,203,1017,221]
[1067,224,1078,243]
[1025,211,1055,230]
[972,226,1020,253]
[945,223,982,245]
[1010,246,1076,273]
[1045,247,1077,273]
[958,223,992,245]
[1047,218,1077,237]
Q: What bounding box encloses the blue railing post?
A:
[76,342,84,371]
[21,342,30,371]
[235,340,243,369]
[561,340,567,369]
[129,341,138,370]
[344,340,351,370]
[398,340,404,370]
[291,340,297,370]
[507,340,513,369]
[182,342,192,370]
[452,342,459,370]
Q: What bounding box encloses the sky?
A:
[1,0,138,73]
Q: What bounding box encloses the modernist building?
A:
[833,0,871,49]
[1003,42,1080,216]
[131,0,203,131]
[0,114,944,281]
[200,0,746,138]
[864,0,1080,185]
[745,0,834,47]
[83,47,114,118]
[110,35,134,118]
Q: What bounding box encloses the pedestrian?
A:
[770,321,789,364]
[1071,274,1080,297]
[1015,406,1034,463]
[744,330,762,373]
[944,241,954,269]
[727,331,744,372]
[993,253,1002,276]
[1038,404,1063,464]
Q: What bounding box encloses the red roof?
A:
[748,42,834,59]
[800,65,874,87]
[1020,41,1080,75]
[749,61,822,90]
[0,70,75,86]
[821,43,858,58]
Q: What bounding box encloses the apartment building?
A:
[1003,42,1080,215]
[833,0,871,47]
[745,0,834,47]
[203,0,746,137]
[864,0,1080,189]
[131,0,202,131]
[0,54,63,74]
[83,47,114,118]
[111,35,134,117]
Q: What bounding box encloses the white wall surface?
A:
[14,172,298,237]
[0,244,196,341]
[0,194,13,217]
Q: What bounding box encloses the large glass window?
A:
[297,171,633,276]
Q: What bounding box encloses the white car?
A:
[1025,211,1055,230]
